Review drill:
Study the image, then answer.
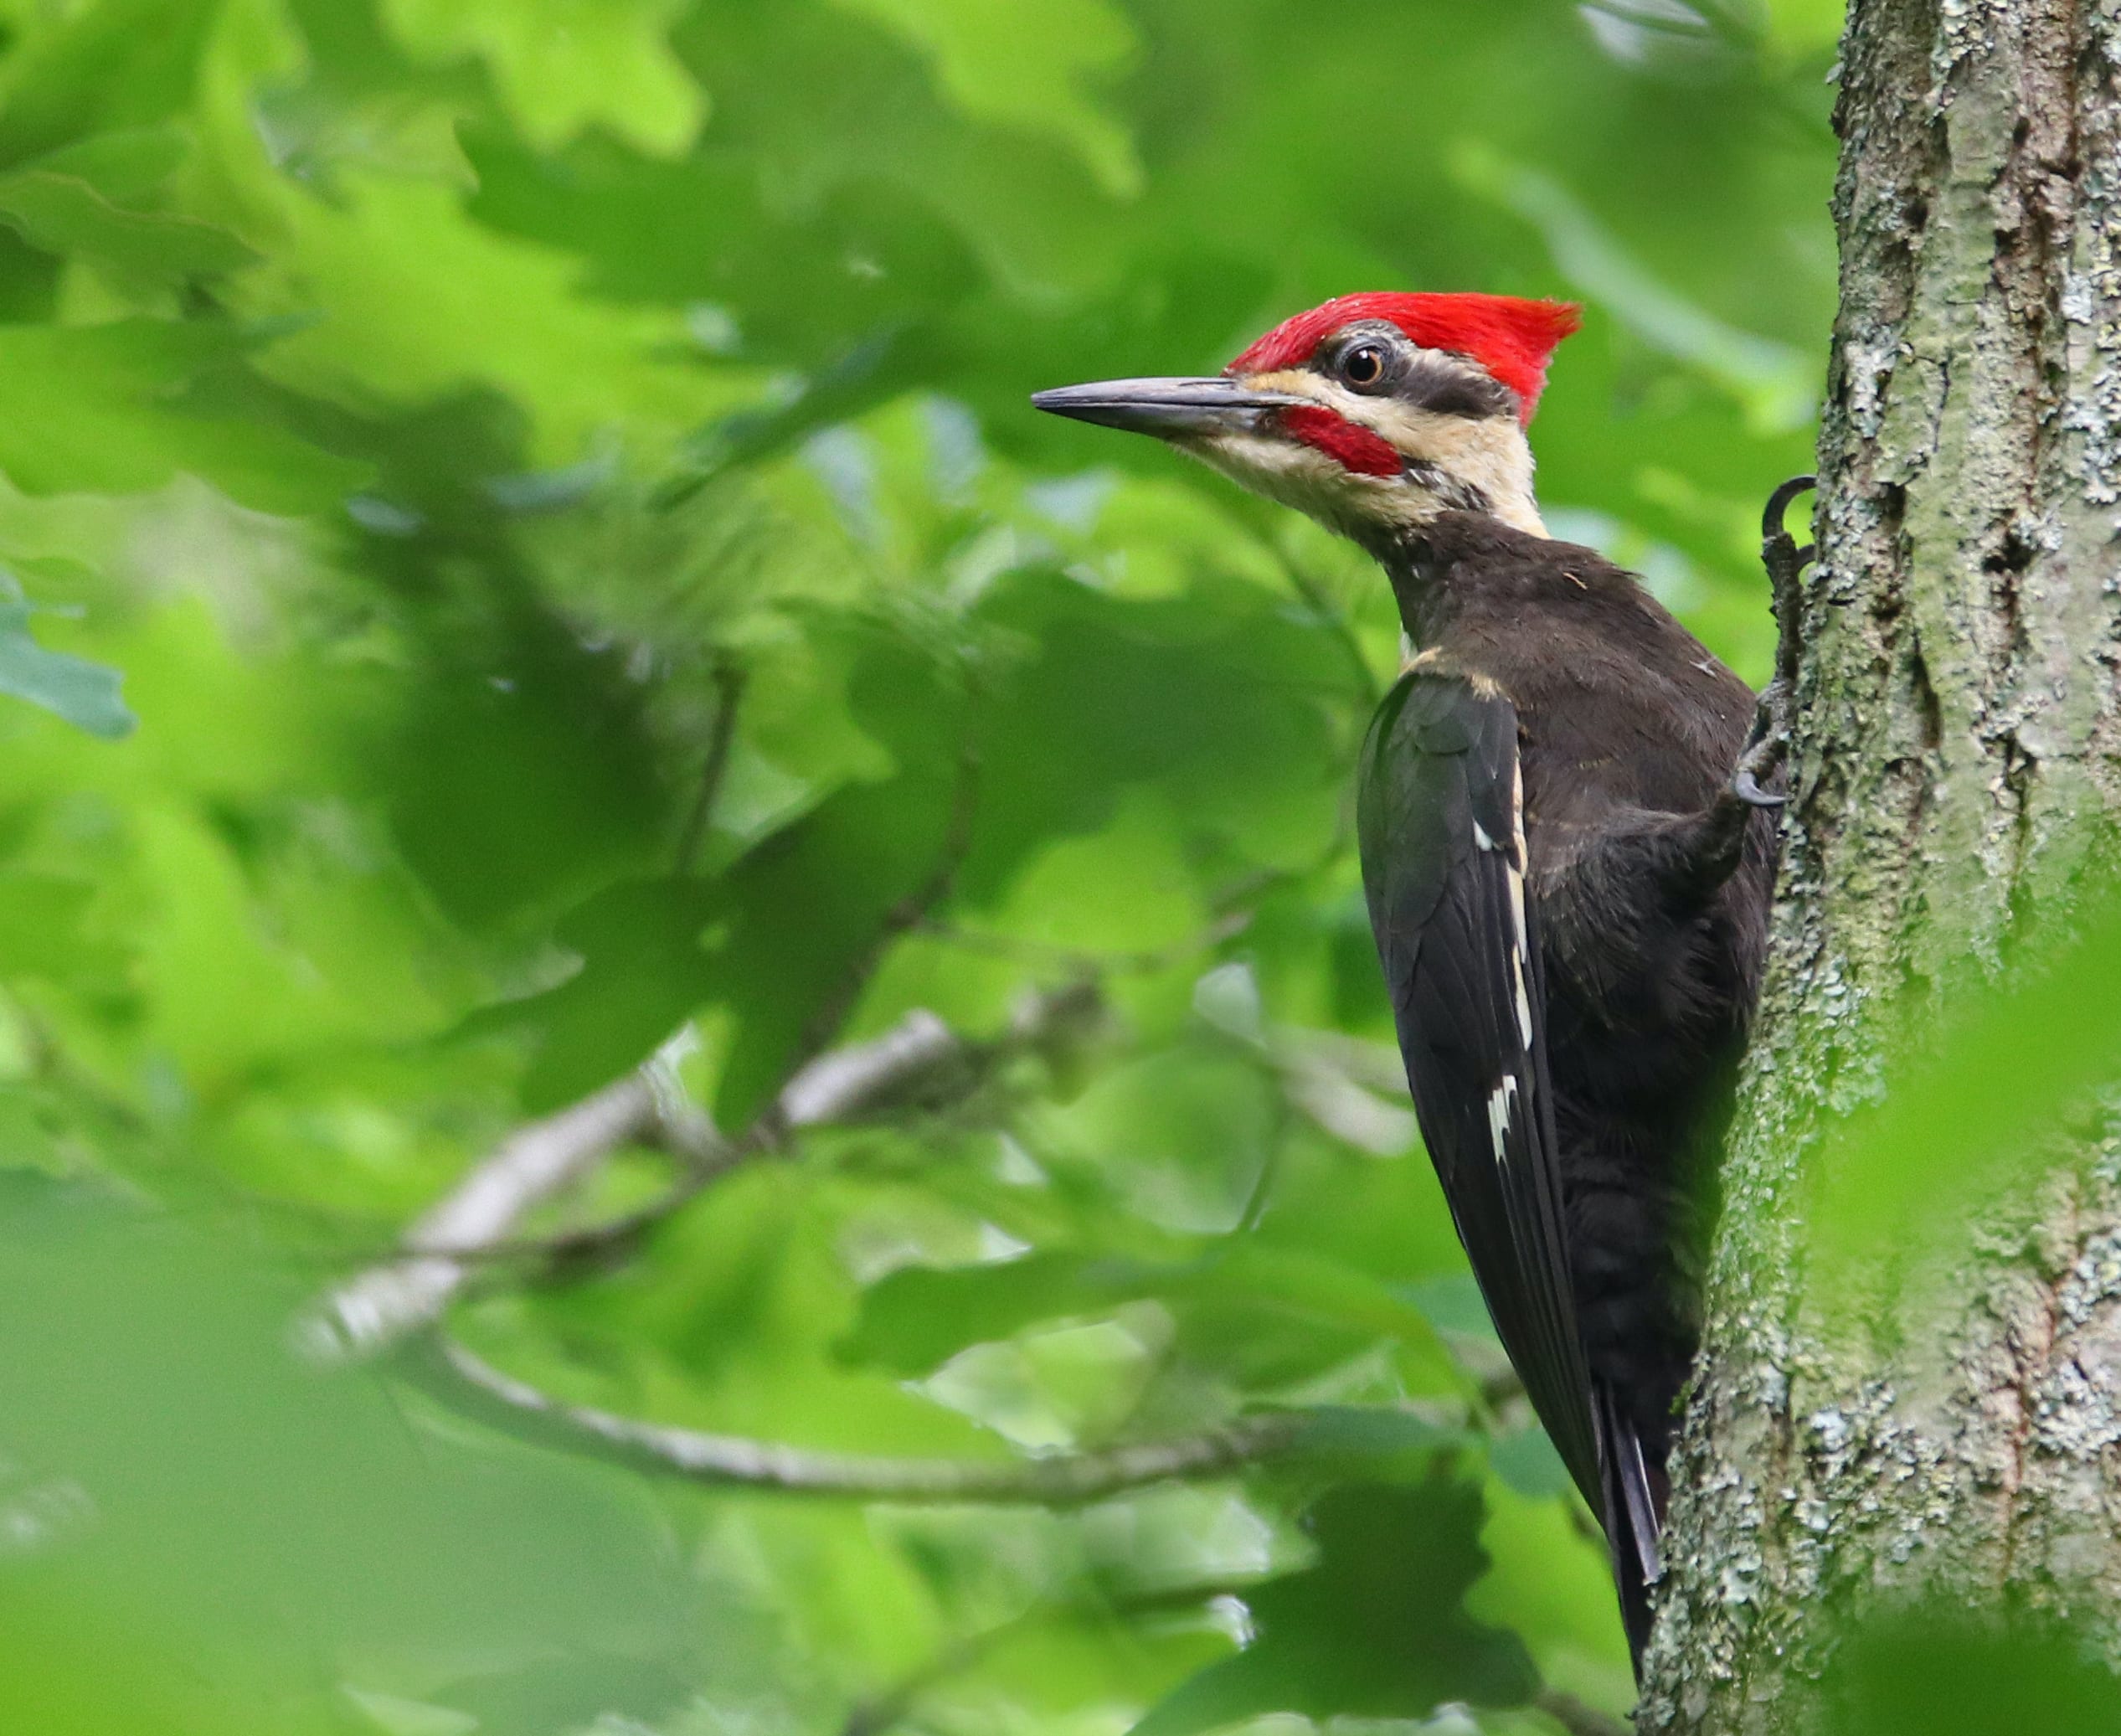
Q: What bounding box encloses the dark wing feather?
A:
[1358,671,1658,1666]
[1358,672,1598,1497]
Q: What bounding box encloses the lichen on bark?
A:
[1640,1,2121,1728]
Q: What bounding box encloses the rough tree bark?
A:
[1641,1,2121,1727]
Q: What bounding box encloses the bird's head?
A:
[1032,291,1580,549]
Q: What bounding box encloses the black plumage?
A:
[1359,511,1776,1668]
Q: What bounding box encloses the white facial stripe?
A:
[1236,367,1547,538]
[1186,427,1413,538]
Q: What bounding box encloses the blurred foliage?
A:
[0,0,1840,1732]
[1809,1605,2121,1735]
[1809,873,2121,1296]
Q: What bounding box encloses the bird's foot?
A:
[1730,476,1816,811]
[1732,680,1792,808]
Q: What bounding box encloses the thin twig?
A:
[914,909,1254,977]
[834,1603,1627,1736]
[675,658,748,875]
[781,738,981,1081]
[1533,1685,1632,1736]
[1271,543,1381,708]
[841,1629,1000,1736]
[307,1015,950,1357]
[418,1335,1310,1504]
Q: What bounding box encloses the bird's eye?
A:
[1341,345,1386,388]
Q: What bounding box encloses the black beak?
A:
[1030,375,1305,438]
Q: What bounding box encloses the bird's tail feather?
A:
[1592,1380,1665,1683]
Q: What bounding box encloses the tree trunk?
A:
[1641,1,2121,1727]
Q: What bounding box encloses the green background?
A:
[0,2,1842,1731]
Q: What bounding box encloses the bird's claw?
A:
[1733,772,1787,810]
[1762,474,1816,549]
[1760,474,1815,693]
[1730,672,1794,809]
[1727,476,1817,814]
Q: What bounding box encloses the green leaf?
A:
[1763,0,1846,57]
[842,1228,1458,1383]
[1408,1272,1501,1344]
[381,597,671,933]
[0,1177,704,1728]
[1815,1606,2121,1735]
[1129,1479,1537,1735]
[962,569,1347,901]
[0,0,219,169]
[378,0,706,156]
[1453,140,1818,435]
[0,321,363,510]
[0,164,257,286]
[28,126,188,200]
[246,175,727,468]
[704,765,962,1124]
[342,1689,480,1736]
[1487,1425,1573,1502]
[0,871,126,979]
[827,0,1142,197]
[477,876,718,1112]
[1469,1479,1634,1712]
[842,1251,1145,1375]
[1037,1043,1276,1235]
[1810,881,2121,1289]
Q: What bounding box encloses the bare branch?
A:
[416,1335,1308,1505]
[1270,1026,1419,1156]
[305,1069,663,1362]
[492,985,1101,1272]
[779,1007,959,1125]
[306,991,1101,1362]
[509,1007,968,1270]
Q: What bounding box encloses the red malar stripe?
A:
[1280,405,1401,476]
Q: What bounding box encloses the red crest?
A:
[1228,292,1583,425]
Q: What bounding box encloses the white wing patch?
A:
[1506,876,1534,1049]
[1471,819,1496,853]
[1506,752,1535,1049]
[1486,1074,1520,1165]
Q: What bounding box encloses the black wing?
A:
[1357,670,1658,1668]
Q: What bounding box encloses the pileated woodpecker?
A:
[1033,293,1794,1674]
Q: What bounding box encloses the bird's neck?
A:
[1377,537,1456,652]
[1371,507,1551,657]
